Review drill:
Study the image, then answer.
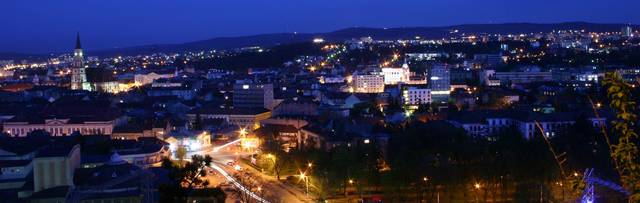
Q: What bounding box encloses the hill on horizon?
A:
[1,22,637,59]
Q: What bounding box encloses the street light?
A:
[308,162,313,168]
[300,172,309,196]
[419,177,429,202]
[474,182,482,202]
[239,128,247,137]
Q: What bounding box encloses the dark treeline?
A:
[177,42,323,71]
[261,115,625,202]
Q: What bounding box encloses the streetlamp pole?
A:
[422,177,428,202]
[306,162,312,198]
[300,172,309,198]
[305,176,309,197]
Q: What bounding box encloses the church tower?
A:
[70,32,86,90]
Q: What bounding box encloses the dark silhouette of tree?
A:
[260,129,290,180]
[159,154,218,202]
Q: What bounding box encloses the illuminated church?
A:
[70,33,87,90]
[69,33,120,93]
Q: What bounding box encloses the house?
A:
[255,124,301,152]
[188,107,271,130]
[321,92,369,109]
[272,97,319,117]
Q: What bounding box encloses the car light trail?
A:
[210,163,270,203]
[213,138,241,152]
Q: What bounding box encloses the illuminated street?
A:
[191,138,313,203]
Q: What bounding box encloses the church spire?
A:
[75,32,82,49]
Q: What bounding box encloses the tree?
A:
[232,173,258,202]
[261,129,289,180]
[603,72,640,201]
[188,188,227,203]
[159,154,215,202]
[175,145,187,167]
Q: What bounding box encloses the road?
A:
[209,149,313,203]
[188,140,313,202]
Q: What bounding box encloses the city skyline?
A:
[2,2,640,202]
[2,0,639,53]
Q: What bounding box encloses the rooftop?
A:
[189,106,270,115]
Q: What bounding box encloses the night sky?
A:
[2,0,639,53]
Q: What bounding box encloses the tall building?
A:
[428,64,450,103]
[623,26,634,37]
[233,81,274,110]
[70,32,87,90]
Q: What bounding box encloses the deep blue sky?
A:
[2,0,639,53]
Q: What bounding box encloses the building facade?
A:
[188,107,272,130]
[428,64,451,102]
[352,73,384,93]
[402,87,432,106]
[33,144,81,193]
[381,64,410,85]
[4,118,118,137]
[448,110,608,139]
[134,71,175,86]
[492,71,553,85]
[233,81,275,110]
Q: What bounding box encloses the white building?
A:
[381,64,410,85]
[402,87,432,106]
[2,108,124,137]
[3,118,118,137]
[352,73,384,93]
[134,71,174,86]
